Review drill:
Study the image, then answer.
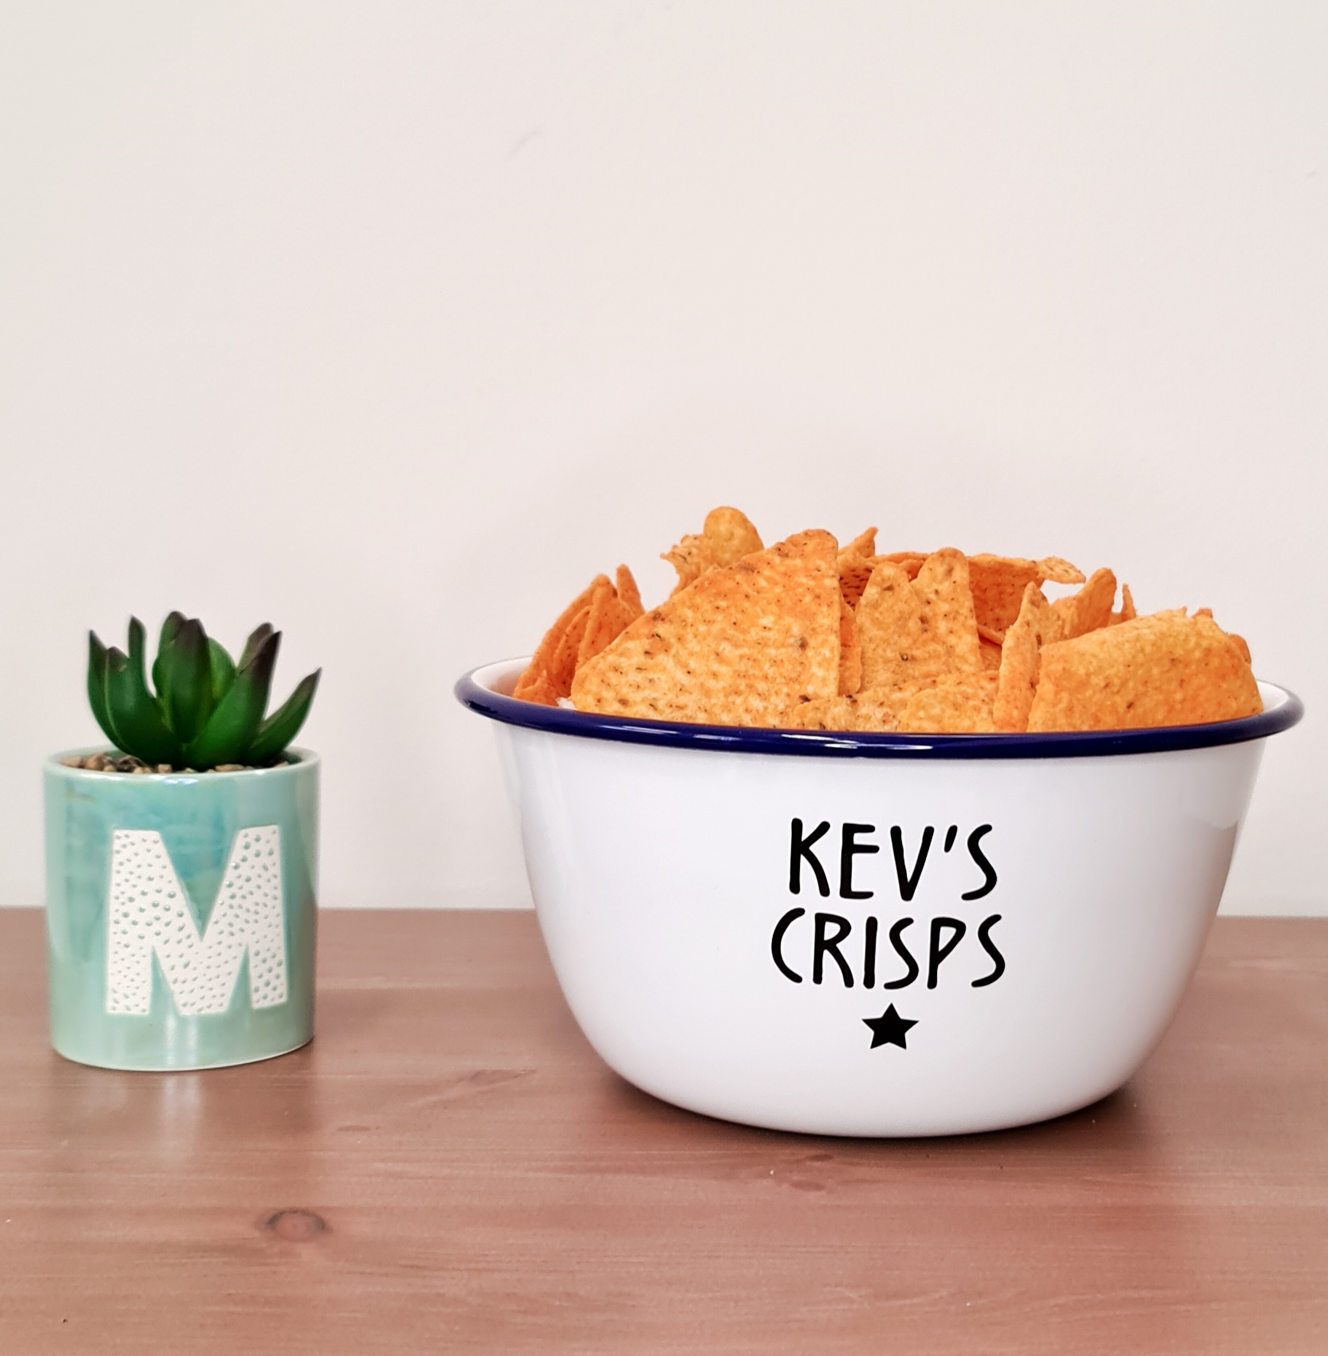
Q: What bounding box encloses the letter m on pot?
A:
[105,826,288,1017]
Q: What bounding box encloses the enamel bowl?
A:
[458,660,1301,1137]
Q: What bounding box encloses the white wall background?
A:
[1,2,1324,912]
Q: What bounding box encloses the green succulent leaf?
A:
[183,630,280,768]
[208,638,236,702]
[103,619,183,766]
[151,612,186,698]
[159,617,213,745]
[243,669,320,764]
[86,632,117,745]
[239,623,274,671]
[82,614,320,770]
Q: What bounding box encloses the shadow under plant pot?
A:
[44,613,321,1070]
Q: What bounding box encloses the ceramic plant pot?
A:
[44,750,319,1070]
[459,660,1302,1137]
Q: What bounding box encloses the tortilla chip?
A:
[546,604,591,696]
[993,583,1056,732]
[615,565,644,618]
[856,562,934,689]
[878,551,928,580]
[897,672,998,733]
[1051,568,1117,640]
[578,580,637,667]
[514,575,609,701]
[979,637,1003,671]
[914,549,982,673]
[703,506,764,565]
[780,685,918,733]
[841,527,877,559]
[1027,612,1262,732]
[663,507,764,594]
[839,557,876,610]
[573,530,840,726]
[837,529,878,610]
[851,686,921,731]
[1037,557,1086,585]
[1110,582,1137,626]
[967,554,1086,636]
[661,535,710,594]
[513,671,560,707]
[839,594,863,695]
[856,550,980,688]
[781,695,858,731]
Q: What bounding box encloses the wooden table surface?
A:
[2,909,1327,1354]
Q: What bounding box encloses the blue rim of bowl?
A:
[456,660,1303,760]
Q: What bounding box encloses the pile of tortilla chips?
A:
[513,508,1262,734]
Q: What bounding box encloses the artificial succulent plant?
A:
[86,615,320,771]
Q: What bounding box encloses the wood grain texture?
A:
[1,910,1327,1355]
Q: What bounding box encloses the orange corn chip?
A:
[1110,582,1137,626]
[856,562,934,689]
[781,685,920,733]
[574,531,840,726]
[781,694,859,731]
[856,550,981,688]
[839,594,863,695]
[514,574,610,702]
[838,557,875,610]
[914,549,982,673]
[851,685,925,731]
[979,636,1003,671]
[703,506,764,565]
[663,506,764,593]
[1051,568,1117,640]
[1037,557,1086,585]
[967,554,1086,636]
[837,528,879,610]
[615,565,644,618]
[512,670,560,708]
[1027,612,1262,732]
[662,535,710,594]
[841,527,878,558]
[578,580,637,667]
[897,673,998,734]
[1191,607,1253,665]
[993,583,1056,732]
[878,551,928,580]
[547,603,592,696]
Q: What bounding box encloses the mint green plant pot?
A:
[44,750,319,1070]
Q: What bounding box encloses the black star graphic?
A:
[863,1004,917,1050]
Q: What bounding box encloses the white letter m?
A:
[106,826,287,1017]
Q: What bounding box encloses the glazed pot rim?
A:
[45,746,319,779]
[456,659,1303,761]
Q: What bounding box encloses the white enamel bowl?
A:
[458,661,1301,1137]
